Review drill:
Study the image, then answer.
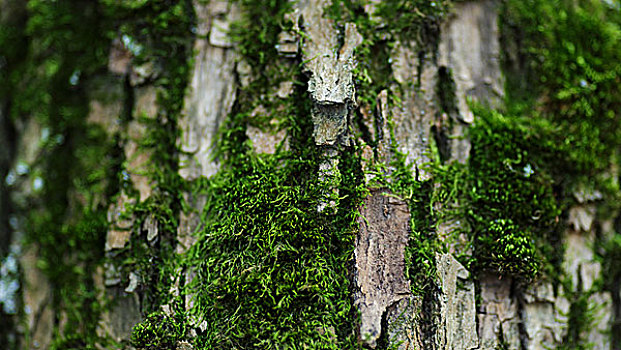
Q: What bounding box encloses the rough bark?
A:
[2,0,619,349]
[354,189,411,348]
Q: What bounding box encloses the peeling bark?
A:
[296,0,362,146]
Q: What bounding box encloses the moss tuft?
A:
[466,107,563,280]
[131,312,188,350]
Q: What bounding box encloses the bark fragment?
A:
[360,89,393,184]
[316,147,340,213]
[521,281,565,350]
[355,189,411,348]
[108,38,132,76]
[295,0,362,146]
[438,0,503,125]
[390,42,436,180]
[478,273,521,349]
[437,0,504,164]
[245,105,289,155]
[178,0,238,181]
[559,228,612,349]
[435,253,478,350]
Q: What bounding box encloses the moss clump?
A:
[131,312,188,350]
[187,154,360,348]
[420,105,567,282]
[186,77,363,348]
[466,107,563,280]
[406,181,440,294]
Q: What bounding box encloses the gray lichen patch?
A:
[354,189,411,348]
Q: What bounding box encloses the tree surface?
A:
[1,0,620,349]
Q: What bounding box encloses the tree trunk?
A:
[1,0,620,349]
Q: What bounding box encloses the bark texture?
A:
[354,189,411,348]
[1,0,619,349]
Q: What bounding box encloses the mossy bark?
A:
[1,0,620,349]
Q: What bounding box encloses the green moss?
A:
[502,0,621,187]
[556,262,607,350]
[465,107,564,280]
[185,68,363,348]
[130,312,188,350]
[406,182,440,294]
[560,295,593,349]
[187,156,360,348]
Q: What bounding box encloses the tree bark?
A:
[1,0,619,349]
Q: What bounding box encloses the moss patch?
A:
[502,0,621,185]
[130,312,189,350]
[186,150,362,348]
[185,52,363,350]
[466,107,563,280]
